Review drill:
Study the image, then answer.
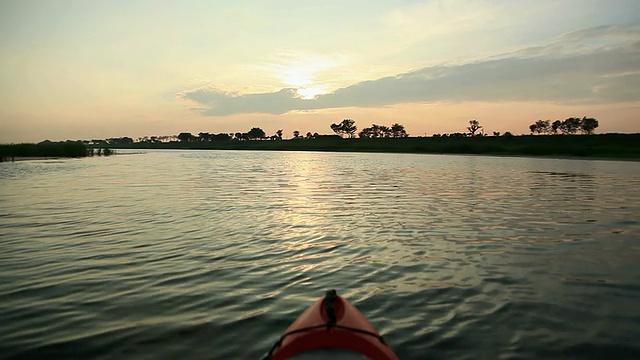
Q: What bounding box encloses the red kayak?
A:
[262,290,399,360]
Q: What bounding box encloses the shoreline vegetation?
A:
[115,134,640,160]
[0,142,114,162]
[1,134,639,161]
[4,117,638,161]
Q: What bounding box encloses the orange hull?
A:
[266,290,398,360]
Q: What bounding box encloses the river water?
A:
[1,150,639,359]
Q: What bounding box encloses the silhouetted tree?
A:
[343,119,357,138]
[580,117,599,134]
[330,119,357,138]
[467,120,482,136]
[275,129,283,140]
[560,117,582,134]
[211,133,231,140]
[247,127,266,140]
[330,123,340,136]
[530,119,551,134]
[359,123,407,138]
[293,130,300,138]
[358,128,370,138]
[198,132,212,141]
[305,132,313,139]
[391,123,409,138]
[538,120,551,134]
[359,125,379,138]
[450,132,468,137]
[371,125,381,138]
[178,132,195,142]
[551,120,562,134]
[493,131,501,136]
[106,137,133,145]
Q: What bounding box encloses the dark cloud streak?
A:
[178,25,640,116]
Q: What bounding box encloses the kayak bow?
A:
[263,290,398,360]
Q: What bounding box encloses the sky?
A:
[0,0,639,142]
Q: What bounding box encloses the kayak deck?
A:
[290,348,371,359]
[263,290,398,360]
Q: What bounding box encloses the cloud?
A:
[178,24,640,116]
[501,23,640,58]
[179,87,311,116]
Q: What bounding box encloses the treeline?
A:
[328,119,409,138]
[83,116,604,147]
[5,115,604,150]
[132,120,409,144]
[111,133,640,159]
[4,115,633,161]
[529,117,599,135]
[90,137,135,145]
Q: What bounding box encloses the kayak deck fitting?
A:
[262,290,399,360]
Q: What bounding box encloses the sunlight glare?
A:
[296,85,330,100]
[270,53,339,99]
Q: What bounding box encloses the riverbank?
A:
[115,134,640,160]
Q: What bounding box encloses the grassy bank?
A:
[117,134,640,159]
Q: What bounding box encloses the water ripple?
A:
[0,151,639,359]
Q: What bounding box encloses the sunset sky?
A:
[1,0,639,143]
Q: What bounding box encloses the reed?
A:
[0,142,87,161]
